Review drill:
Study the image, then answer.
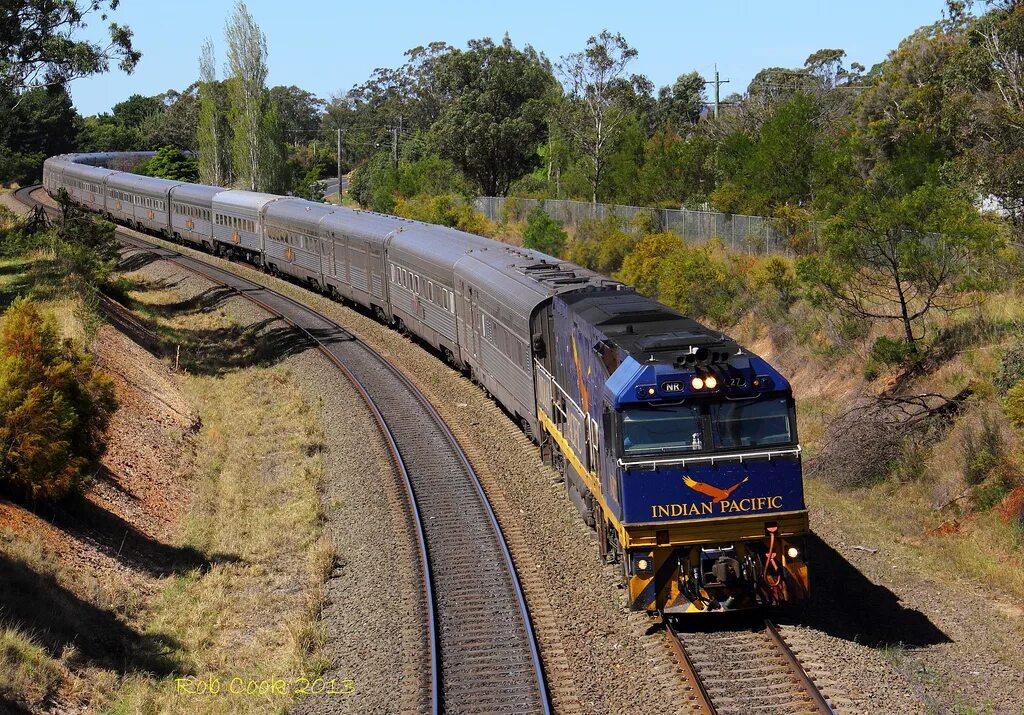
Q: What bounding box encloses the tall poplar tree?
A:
[224,1,281,192]
[196,39,229,186]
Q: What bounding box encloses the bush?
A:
[393,194,494,236]
[567,215,637,274]
[995,338,1024,394]
[1003,379,1024,428]
[618,234,745,325]
[0,299,116,500]
[522,206,567,257]
[864,336,916,379]
[749,255,798,316]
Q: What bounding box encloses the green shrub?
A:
[567,215,637,274]
[522,206,567,257]
[0,298,116,500]
[1003,379,1024,428]
[393,194,494,236]
[995,338,1024,394]
[869,336,915,366]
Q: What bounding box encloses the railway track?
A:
[663,615,835,715]
[14,186,551,715]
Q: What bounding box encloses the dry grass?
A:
[106,355,331,713]
[0,625,64,709]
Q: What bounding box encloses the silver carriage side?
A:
[318,209,396,317]
[263,199,333,289]
[55,160,116,212]
[386,222,484,365]
[211,190,284,258]
[106,173,180,235]
[169,183,221,249]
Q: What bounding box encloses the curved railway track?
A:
[14,186,551,715]
[663,615,835,715]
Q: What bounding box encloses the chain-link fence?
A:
[472,196,819,255]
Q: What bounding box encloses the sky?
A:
[69,0,953,116]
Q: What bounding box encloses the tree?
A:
[0,86,80,184]
[0,298,116,501]
[1,1,140,98]
[224,1,282,191]
[111,93,162,129]
[431,36,556,196]
[798,176,1002,348]
[270,85,325,136]
[557,31,639,203]
[655,72,706,132]
[522,206,567,256]
[136,145,199,181]
[197,40,230,186]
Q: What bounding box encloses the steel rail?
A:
[14,185,551,715]
[765,619,836,714]
[660,614,718,715]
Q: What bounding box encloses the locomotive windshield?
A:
[711,397,792,449]
[620,395,795,456]
[621,405,703,454]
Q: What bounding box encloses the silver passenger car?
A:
[169,183,220,248]
[387,223,484,362]
[263,199,333,288]
[212,190,284,256]
[318,209,397,317]
[58,161,116,212]
[106,173,180,235]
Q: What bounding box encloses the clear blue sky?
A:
[69,0,952,116]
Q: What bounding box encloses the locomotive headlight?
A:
[704,375,718,389]
[690,376,704,390]
[637,558,650,572]
[786,546,800,559]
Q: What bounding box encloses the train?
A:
[43,152,810,614]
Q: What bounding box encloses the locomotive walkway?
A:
[15,186,551,715]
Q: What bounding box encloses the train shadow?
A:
[0,551,183,676]
[778,532,950,648]
[117,249,162,273]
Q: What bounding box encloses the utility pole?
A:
[336,127,342,189]
[705,64,731,119]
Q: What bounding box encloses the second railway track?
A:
[664,615,835,715]
[15,186,551,715]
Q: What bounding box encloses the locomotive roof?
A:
[558,288,743,364]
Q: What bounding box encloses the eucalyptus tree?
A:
[197,39,230,185]
[557,31,638,203]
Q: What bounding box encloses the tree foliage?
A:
[135,145,199,182]
[798,175,1002,346]
[522,206,567,256]
[0,299,116,501]
[1,0,140,96]
[557,30,639,203]
[224,1,282,191]
[431,36,555,196]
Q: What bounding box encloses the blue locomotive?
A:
[43,152,810,613]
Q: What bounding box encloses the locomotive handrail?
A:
[617,445,802,470]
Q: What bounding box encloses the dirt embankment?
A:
[0,311,199,711]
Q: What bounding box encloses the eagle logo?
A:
[682,475,749,503]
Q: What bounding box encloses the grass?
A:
[0,625,65,709]
[102,282,333,714]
